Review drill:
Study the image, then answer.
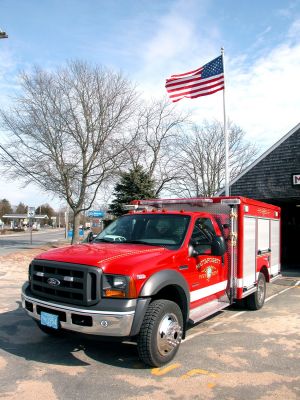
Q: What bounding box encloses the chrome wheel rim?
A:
[257,278,265,304]
[157,313,182,356]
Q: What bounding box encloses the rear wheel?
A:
[246,272,266,310]
[137,299,183,367]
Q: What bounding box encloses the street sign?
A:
[292,174,300,186]
[27,207,36,218]
[27,206,35,245]
[87,210,105,218]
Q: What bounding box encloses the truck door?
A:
[187,217,228,306]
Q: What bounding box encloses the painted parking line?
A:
[151,363,181,376]
[183,280,300,343]
[180,368,218,379]
[265,280,300,302]
[162,281,300,384]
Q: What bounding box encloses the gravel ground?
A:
[0,247,299,400]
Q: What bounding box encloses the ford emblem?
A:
[47,277,61,287]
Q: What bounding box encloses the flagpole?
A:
[221,47,229,196]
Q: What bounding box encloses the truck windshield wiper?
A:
[125,240,159,246]
[93,238,114,243]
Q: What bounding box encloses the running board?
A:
[189,300,229,324]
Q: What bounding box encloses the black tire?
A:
[35,321,64,336]
[232,298,246,309]
[137,299,183,367]
[246,272,266,310]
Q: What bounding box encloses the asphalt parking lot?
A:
[0,229,66,256]
[0,249,299,400]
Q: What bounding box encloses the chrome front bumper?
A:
[21,289,135,337]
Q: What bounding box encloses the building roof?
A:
[217,122,300,196]
[2,214,49,219]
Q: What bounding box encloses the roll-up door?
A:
[270,219,280,275]
[243,217,256,287]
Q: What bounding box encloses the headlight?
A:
[102,274,137,299]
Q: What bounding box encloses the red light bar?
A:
[136,198,213,206]
[220,199,241,205]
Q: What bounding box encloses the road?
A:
[0,229,66,255]
[0,247,299,400]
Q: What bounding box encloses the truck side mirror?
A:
[211,236,226,256]
[188,245,199,257]
[87,231,95,243]
[188,243,212,257]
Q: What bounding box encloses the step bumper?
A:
[21,287,135,337]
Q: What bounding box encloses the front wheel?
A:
[137,299,183,367]
[246,272,266,310]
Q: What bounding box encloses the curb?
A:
[0,229,65,238]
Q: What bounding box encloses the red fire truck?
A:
[22,196,281,366]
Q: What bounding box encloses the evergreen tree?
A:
[109,165,156,216]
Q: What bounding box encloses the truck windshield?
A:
[94,214,191,249]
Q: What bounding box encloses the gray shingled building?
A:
[228,123,300,269]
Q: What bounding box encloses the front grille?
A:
[30,260,101,306]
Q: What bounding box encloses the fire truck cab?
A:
[22,196,281,367]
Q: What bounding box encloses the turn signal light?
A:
[102,275,137,299]
[104,289,126,298]
[128,277,137,298]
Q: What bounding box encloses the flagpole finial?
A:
[221,47,224,55]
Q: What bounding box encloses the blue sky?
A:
[1,0,300,208]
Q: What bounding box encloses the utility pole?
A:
[27,207,35,245]
[65,205,69,239]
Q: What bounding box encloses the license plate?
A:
[40,311,59,329]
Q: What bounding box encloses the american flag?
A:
[165,55,224,103]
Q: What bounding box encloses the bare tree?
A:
[0,61,137,242]
[125,97,189,196]
[174,120,258,197]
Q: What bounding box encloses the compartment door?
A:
[243,217,256,288]
[270,219,280,275]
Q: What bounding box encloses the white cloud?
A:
[277,1,299,18]
[1,5,300,206]
[227,36,300,148]
[135,0,218,99]
[0,49,16,77]
[287,18,300,37]
[137,10,300,153]
[251,26,272,51]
